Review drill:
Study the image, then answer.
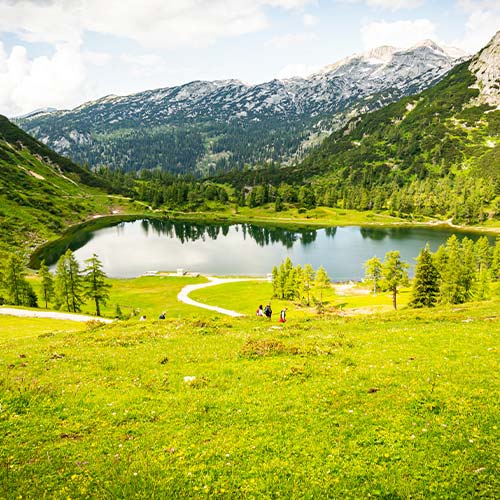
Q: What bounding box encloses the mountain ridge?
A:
[17,39,463,175]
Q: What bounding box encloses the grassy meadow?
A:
[0,273,498,498]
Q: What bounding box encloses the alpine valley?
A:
[17,40,465,175]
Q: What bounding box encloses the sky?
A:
[0,0,498,117]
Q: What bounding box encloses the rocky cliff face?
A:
[469,31,500,108]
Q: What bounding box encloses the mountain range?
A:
[17,40,464,175]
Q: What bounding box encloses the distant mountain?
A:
[17,40,464,175]
[0,115,111,255]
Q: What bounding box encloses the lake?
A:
[36,218,494,281]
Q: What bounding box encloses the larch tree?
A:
[302,264,315,306]
[381,251,409,310]
[2,253,37,307]
[82,254,111,317]
[39,260,54,309]
[55,250,84,313]
[363,256,383,296]
[314,265,331,308]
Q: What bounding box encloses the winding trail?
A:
[177,277,266,317]
[0,307,113,323]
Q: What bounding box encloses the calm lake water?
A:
[44,219,492,280]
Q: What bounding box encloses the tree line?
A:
[270,236,499,311]
[0,251,110,316]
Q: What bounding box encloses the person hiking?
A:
[279,307,287,323]
[263,303,272,319]
[256,304,264,316]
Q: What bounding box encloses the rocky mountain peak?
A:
[469,31,500,108]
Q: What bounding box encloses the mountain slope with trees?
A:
[218,32,499,224]
[0,115,115,256]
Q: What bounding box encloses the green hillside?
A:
[0,294,498,498]
[300,61,499,184]
[217,57,499,224]
[0,115,116,256]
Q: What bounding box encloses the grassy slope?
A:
[0,297,498,498]
[0,115,135,256]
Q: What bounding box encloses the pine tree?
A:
[363,256,383,295]
[381,251,409,310]
[82,254,111,316]
[39,260,54,309]
[409,245,440,308]
[55,250,84,313]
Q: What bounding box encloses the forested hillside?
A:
[0,115,114,256]
[217,34,499,224]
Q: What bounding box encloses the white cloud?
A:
[0,42,93,116]
[277,63,321,78]
[361,19,438,49]
[336,0,423,9]
[452,0,500,53]
[83,51,112,67]
[0,0,314,49]
[270,32,318,48]
[366,0,423,9]
[303,13,318,26]
[120,54,164,67]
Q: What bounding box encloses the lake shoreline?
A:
[29,210,499,270]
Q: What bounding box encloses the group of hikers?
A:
[256,303,287,323]
[139,306,287,322]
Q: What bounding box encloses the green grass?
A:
[189,280,411,316]
[0,298,498,498]
[30,275,215,320]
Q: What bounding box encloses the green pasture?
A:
[0,315,87,338]
[189,280,411,316]
[0,299,498,498]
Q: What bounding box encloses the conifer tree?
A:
[439,235,471,304]
[271,265,279,298]
[1,254,37,307]
[2,253,26,306]
[409,245,439,308]
[492,238,500,281]
[314,265,330,307]
[55,250,83,313]
[363,256,383,295]
[83,254,111,316]
[39,260,54,309]
[381,251,409,310]
[302,264,315,306]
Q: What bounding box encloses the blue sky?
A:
[0,0,498,116]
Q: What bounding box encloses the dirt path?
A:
[177,277,266,317]
[0,307,113,323]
